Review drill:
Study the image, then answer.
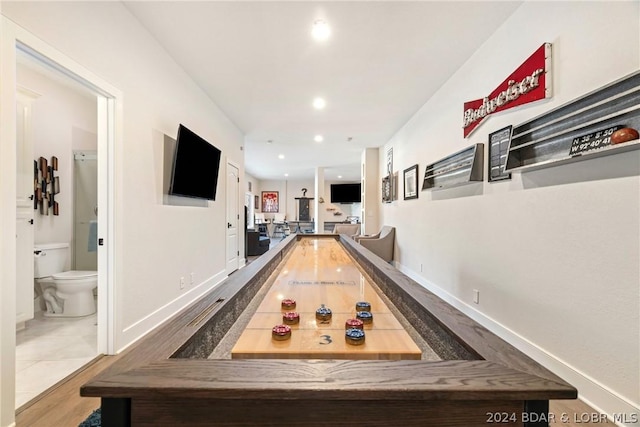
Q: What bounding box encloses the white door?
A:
[226,162,240,273]
[16,88,38,325]
[16,212,34,325]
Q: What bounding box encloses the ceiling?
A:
[124,1,522,182]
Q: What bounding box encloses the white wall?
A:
[0,0,13,423]
[257,179,315,222]
[2,2,245,353]
[285,179,315,221]
[245,172,259,197]
[361,147,380,235]
[253,178,363,232]
[257,179,288,221]
[384,1,639,422]
[321,181,361,229]
[18,64,97,255]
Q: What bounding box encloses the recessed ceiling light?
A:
[312,20,330,41]
[278,154,285,159]
[313,97,326,110]
[314,135,324,142]
[338,175,343,179]
[284,173,289,177]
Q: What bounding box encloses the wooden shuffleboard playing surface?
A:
[232,237,422,360]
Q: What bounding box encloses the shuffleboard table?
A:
[81,234,576,426]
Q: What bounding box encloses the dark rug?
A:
[79,408,101,427]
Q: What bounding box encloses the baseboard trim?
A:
[118,269,227,352]
[396,263,640,427]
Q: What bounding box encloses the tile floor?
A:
[15,311,97,409]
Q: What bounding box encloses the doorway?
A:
[15,57,102,409]
[1,17,121,419]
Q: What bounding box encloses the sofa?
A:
[247,229,270,256]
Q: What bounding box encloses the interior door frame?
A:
[0,17,122,424]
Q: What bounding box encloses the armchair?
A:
[247,230,270,256]
[354,229,381,243]
[357,226,395,263]
[332,223,361,239]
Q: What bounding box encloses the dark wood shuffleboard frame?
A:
[81,234,576,426]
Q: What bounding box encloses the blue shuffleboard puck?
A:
[356,310,373,324]
[315,304,332,321]
[355,301,371,312]
[345,328,365,346]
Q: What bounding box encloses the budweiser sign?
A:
[463,43,552,138]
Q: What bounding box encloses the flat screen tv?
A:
[330,183,361,203]
[169,124,222,200]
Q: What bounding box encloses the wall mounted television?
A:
[330,183,361,204]
[169,124,222,200]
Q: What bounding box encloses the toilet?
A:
[34,243,97,317]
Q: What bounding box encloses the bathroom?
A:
[15,55,100,409]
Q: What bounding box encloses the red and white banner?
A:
[463,43,552,138]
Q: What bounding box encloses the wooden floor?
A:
[16,356,612,427]
[15,354,118,427]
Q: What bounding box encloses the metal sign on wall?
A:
[463,43,552,138]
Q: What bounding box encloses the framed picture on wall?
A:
[261,191,279,213]
[403,164,418,200]
[382,176,392,203]
[254,195,259,210]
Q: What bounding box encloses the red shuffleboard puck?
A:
[345,318,364,330]
[272,324,292,341]
[281,298,296,310]
[282,312,300,325]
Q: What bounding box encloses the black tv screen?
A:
[330,183,361,203]
[169,124,222,200]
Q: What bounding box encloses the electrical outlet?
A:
[180,277,185,289]
[420,263,423,272]
[190,273,194,285]
[473,289,480,304]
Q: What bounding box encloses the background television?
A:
[169,124,222,200]
[330,183,361,203]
